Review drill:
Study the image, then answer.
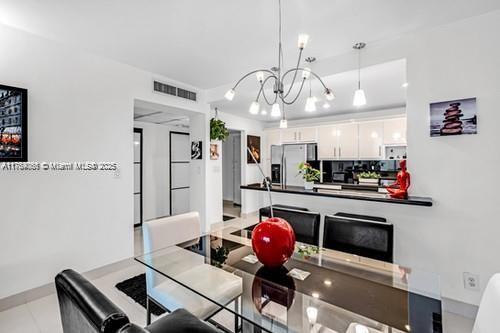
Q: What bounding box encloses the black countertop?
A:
[241,183,433,207]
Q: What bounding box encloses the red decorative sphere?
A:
[252,217,296,268]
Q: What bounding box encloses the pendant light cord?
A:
[358,47,361,89]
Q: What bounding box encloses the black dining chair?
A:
[323,213,394,263]
[259,205,320,245]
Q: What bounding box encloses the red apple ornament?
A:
[252,217,296,268]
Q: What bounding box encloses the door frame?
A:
[134,128,143,227]
[169,131,190,216]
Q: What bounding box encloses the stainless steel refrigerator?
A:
[271,144,317,187]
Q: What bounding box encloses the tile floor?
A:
[223,200,241,218]
[0,214,476,333]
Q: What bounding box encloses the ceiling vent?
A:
[153,80,197,102]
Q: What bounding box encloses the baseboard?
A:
[442,297,478,319]
[0,257,135,312]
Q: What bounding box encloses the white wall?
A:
[253,11,500,306]
[0,24,208,299]
[133,121,188,221]
[222,133,235,201]
[205,111,266,227]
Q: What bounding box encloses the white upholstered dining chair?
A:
[473,273,500,333]
[142,212,242,325]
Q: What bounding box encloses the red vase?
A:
[252,217,296,268]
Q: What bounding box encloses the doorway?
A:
[222,129,242,219]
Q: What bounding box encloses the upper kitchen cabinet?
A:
[280,127,317,143]
[383,117,407,145]
[317,125,338,160]
[337,123,359,159]
[359,121,384,159]
[266,129,281,147]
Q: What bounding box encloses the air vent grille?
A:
[153,81,197,101]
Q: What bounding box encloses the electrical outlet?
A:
[463,272,480,291]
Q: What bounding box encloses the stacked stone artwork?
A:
[440,102,463,135]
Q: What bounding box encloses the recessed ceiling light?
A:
[322,102,330,109]
[312,292,320,298]
[324,279,332,286]
[402,82,409,88]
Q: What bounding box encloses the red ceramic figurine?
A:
[252,217,296,268]
[386,159,411,199]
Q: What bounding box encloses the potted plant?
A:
[358,171,381,185]
[297,162,321,190]
[210,117,229,142]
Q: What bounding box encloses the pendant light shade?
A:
[280,119,288,128]
[353,89,367,107]
[305,96,317,112]
[271,103,281,117]
[249,101,260,114]
[224,89,235,101]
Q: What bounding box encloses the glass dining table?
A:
[135,225,442,333]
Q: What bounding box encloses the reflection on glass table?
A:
[135,226,441,333]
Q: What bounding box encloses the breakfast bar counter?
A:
[241,183,433,207]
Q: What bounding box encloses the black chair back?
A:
[55,269,130,333]
[260,206,320,245]
[323,214,393,263]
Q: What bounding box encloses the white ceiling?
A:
[1,0,499,90]
[212,59,407,121]
[134,107,189,128]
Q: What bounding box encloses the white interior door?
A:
[233,133,242,205]
[170,132,190,215]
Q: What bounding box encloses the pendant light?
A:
[279,102,288,128]
[353,42,367,107]
[304,57,317,112]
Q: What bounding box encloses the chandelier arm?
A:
[230,69,277,90]
[257,75,279,106]
[282,67,329,91]
[282,78,306,105]
[262,88,279,106]
[282,48,303,98]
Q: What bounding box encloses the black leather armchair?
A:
[55,269,219,333]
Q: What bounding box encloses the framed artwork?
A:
[247,135,261,164]
[430,97,477,137]
[191,141,202,160]
[0,84,28,161]
[210,143,219,160]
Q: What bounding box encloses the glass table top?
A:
[135,225,441,333]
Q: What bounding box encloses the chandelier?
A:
[223,0,335,128]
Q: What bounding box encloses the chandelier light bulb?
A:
[224,89,235,101]
[298,34,309,49]
[323,102,330,109]
[302,67,311,80]
[249,101,260,115]
[353,89,367,107]
[325,88,335,101]
[256,71,265,82]
[271,103,281,117]
[305,96,317,112]
[261,109,267,115]
[280,119,288,129]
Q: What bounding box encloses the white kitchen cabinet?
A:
[317,125,338,159]
[280,128,297,143]
[297,127,317,142]
[383,118,407,145]
[358,121,384,159]
[266,130,281,147]
[337,123,359,159]
[280,127,317,143]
